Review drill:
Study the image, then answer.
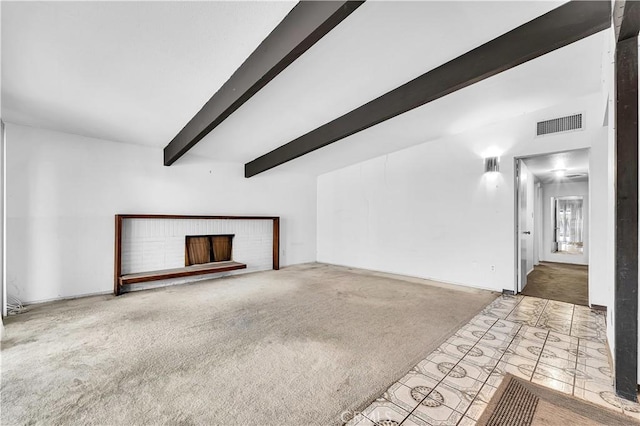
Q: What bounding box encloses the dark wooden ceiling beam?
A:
[245,0,611,177]
[163,0,365,166]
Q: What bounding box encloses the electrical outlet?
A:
[490,265,496,272]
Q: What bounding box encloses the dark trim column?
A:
[615,35,639,402]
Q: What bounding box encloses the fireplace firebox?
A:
[185,234,234,266]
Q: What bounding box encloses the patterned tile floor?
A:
[345,294,640,426]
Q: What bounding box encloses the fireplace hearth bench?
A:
[119,261,247,285]
[114,214,279,295]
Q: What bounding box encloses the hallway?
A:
[521,262,588,306]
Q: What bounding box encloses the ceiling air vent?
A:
[566,172,588,180]
[536,113,583,136]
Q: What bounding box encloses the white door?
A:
[517,159,530,292]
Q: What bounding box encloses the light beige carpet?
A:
[2,263,497,425]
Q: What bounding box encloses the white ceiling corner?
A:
[1,1,296,145]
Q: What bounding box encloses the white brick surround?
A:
[121,218,274,286]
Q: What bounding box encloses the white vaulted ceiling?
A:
[2,1,607,176]
[274,31,606,175]
[189,0,566,161]
[1,1,296,146]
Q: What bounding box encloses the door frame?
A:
[513,148,591,295]
[513,158,525,293]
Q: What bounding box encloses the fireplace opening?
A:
[185,234,234,266]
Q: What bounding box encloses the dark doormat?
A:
[478,374,639,426]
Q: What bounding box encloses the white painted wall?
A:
[5,123,317,303]
[540,181,589,265]
[318,93,612,305]
[593,25,615,359]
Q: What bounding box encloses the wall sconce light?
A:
[484,156,500,173]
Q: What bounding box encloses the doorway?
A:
[515,149,589,306]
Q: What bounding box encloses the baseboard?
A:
[19,290,113,306]
[315,261,501,294]
[538,259,588,266]
[590,304,607,313]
